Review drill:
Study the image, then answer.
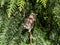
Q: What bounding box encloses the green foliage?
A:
[0,0,5,7]
[17,0,25,12]
[7,0,17,18]
[0,0,60,45]
[36,0,47,8]
[53,2,60,27]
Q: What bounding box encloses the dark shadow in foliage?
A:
[0,2,8,14]
[45,0,56,39]
[44,0,59,45]
[36,0,59,45]
[28,0,36,11]
[21,29,28,35]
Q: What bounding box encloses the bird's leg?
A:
[29,29,33,45]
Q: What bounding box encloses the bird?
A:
[22,12,37,45]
